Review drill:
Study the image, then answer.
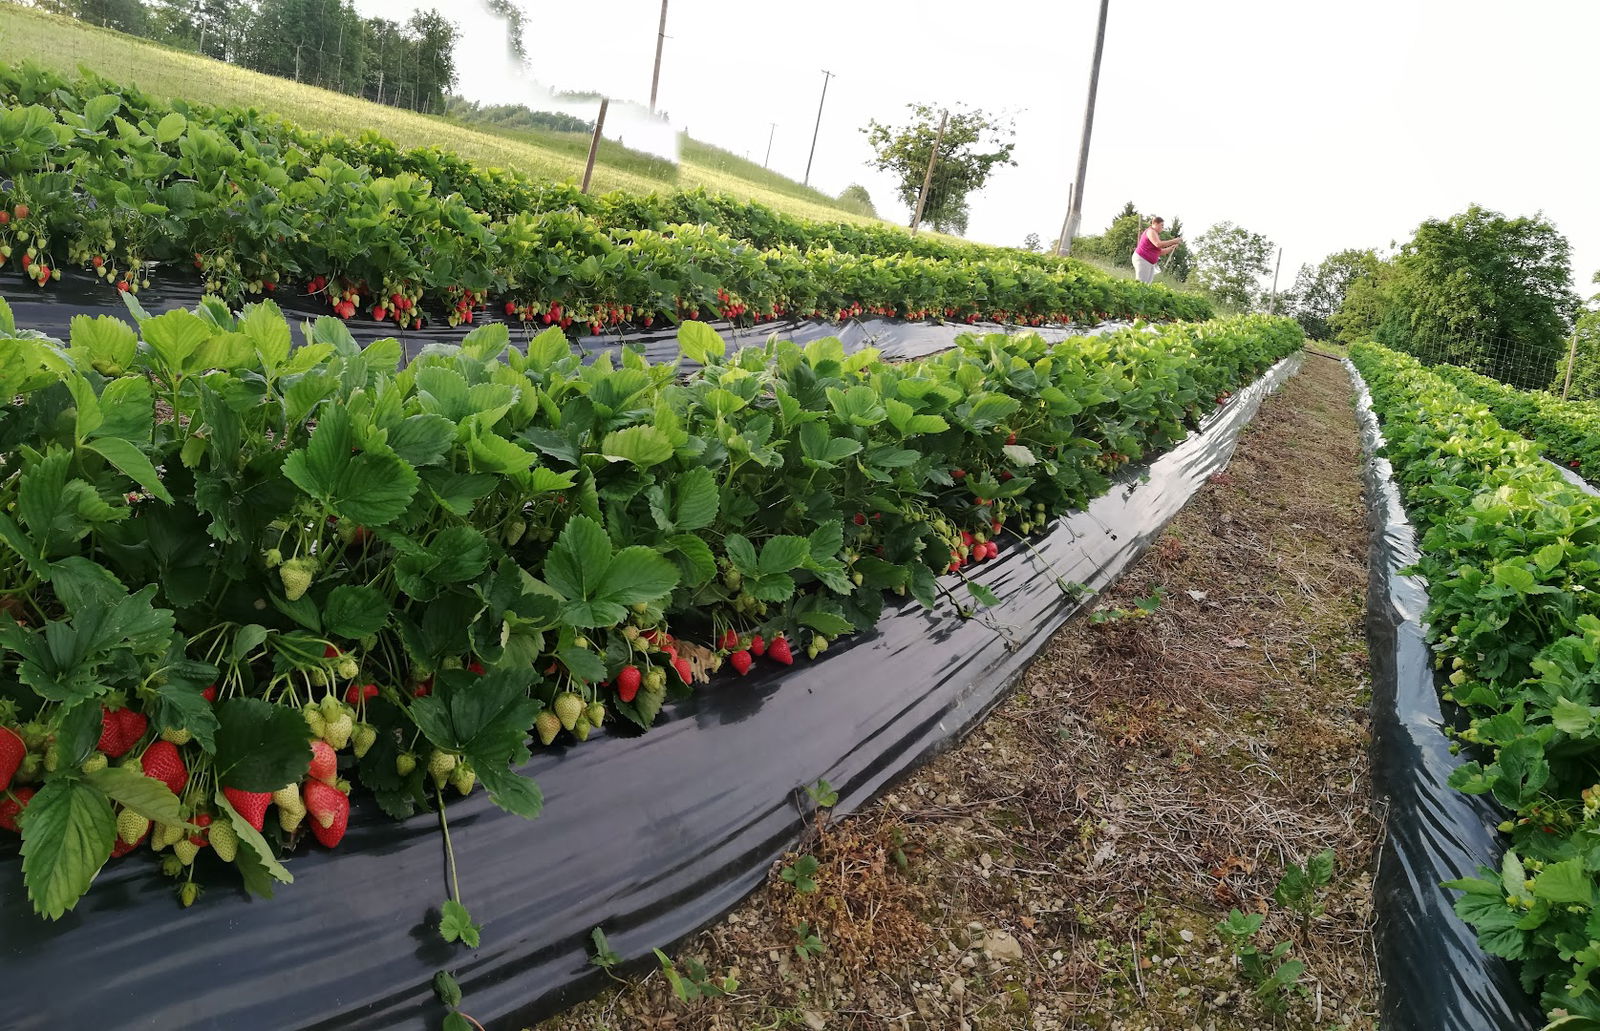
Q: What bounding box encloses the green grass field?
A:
[0,3,869,225]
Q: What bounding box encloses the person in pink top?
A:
[1131,215,1183,285]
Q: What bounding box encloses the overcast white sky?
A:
[354,0,1600,298]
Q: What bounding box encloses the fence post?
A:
[580,98,609,194]
[1561,331,1579,400]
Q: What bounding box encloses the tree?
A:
[1022,233,1041,253]
[837,184,876,218]
[1287,249,1381,340]
[1552,302,1600,400]
[1361,205,1580,388]
[1164,216,1191,282]
[862,103,1016,235]
[481,0,528,65]
[1192,221,1275,311]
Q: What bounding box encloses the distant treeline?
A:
[442,97,594,136]
[27,0,461,114]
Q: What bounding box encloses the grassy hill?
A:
[0,3,869,225]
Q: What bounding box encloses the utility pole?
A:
[763,122,776,168]
[1061,0,1110,255]
[649,0,668,113]
[910,109,949,236]
[1055,183,1074,256]
[803,69,835,187]
[1562,331,1580,400]
[581,99,609,193]
[1268,246,1283,311]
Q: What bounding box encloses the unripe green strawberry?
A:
[319,695,344,722]
[80,752,108,774]
[323,713,354,750]
[586,701,606,727]
[179,881,201,908]
[645,667,668,692]
[553,692,584,731]
[160,854,183,877]
[395,752,417,776]
[160,727,192,745]
[449,762,476,796]
[173,839,200,866]
[271,784,301,809]
[302,704,326,738]
[151,821,183,851]
[278,803,306,833]
[427,749,457,787]
[573,717,592,742]
[117,808,151,846]
[43,742,59,772]
[336,657,359,681]
[263,547,283,567]
[535,711,561,746]
[503,516,526,546]
[209,820,238,862]
[352,723,377,758]
[279,556,316,601]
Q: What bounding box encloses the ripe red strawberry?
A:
[110,829,147,858]
[13,204,28,219]
[671,656,693,685]
[373,306,388,321]
[343,683,379,704]
[303,780,349,847]
[413,677,433,698]
[308,739,337,784]
[951,468,966,479]
[728,650,753,675]
[97,706,149,758]
[188,811,213,846]
[750,634,766,656]
[0,726,24,792]
[768,636,794,666]
[719,629,738,650]
[992,520,1003,534]
[0,787,35,833]
[222,787,272,831]
[0,210,8,224]
[961,530,975,547]
[853,512,866,526]
[141,740,188,795]
[467,661,486,675]
[116,280,130,292]
[201,684,218,702]
[91,255,104,269]
[616,665,642,702]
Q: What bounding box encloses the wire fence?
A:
[1392,328,1595,403]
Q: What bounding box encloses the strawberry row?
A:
[1427,361,1600,481]
[0,297,1297,921]
[1349,342,1600,1022]
[0,62,1211,333]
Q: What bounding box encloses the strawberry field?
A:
[0,62,1207,335]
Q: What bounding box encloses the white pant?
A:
[1132,254,1158,284]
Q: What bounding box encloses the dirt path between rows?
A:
[538,355,1380,1031]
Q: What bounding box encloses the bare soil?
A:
[537,356,1379,1031]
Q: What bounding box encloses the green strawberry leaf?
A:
[216,792,293,889]
[212,698,312,791]
[600,425,675,468]
[87,765,183,824]
[83,436,174,504]
[282,406,420,527]
[324,585,391,639]
[439,898,482,948]
[678,320,726,366]
[19,776,116,920]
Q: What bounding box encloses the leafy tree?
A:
[1287,249,1381,340]
[1101,207,1144,267]
[862,103,1016,234]
[837,184,876,218]
[1165,216,1191,283]
[1192,221,1275,311]
[1362,206,1580,388]
[1553,305,1600,400]
[481,0,528,65]
[1022,232,1041,252]
[43,0,148,33]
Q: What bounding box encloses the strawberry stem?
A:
[436,786,462,906]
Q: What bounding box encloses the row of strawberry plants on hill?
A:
[1350,342,1600,1024]
[1428,363,1600,482]
[0,62,1211,333]
[0,293,1300,922]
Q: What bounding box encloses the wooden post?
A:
[1562,331,1580,400]
[763,122,776,168]
[1062,0,1111,255]
[803,69,835,186]
[1268,247,1283,312]
[649,0,668,113]
[1055,183,1074,256]
[580,99,609,194]
[909,109,948,236]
